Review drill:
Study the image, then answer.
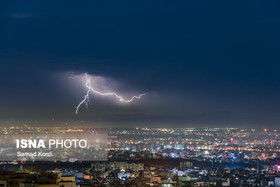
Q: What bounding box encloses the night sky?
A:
[1,1,280,128]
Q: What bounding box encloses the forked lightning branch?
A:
[75,73,146,114]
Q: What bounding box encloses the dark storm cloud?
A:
[9,12,31,19]
[0,0,280,127]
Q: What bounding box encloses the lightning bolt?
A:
[76,73,146,114]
